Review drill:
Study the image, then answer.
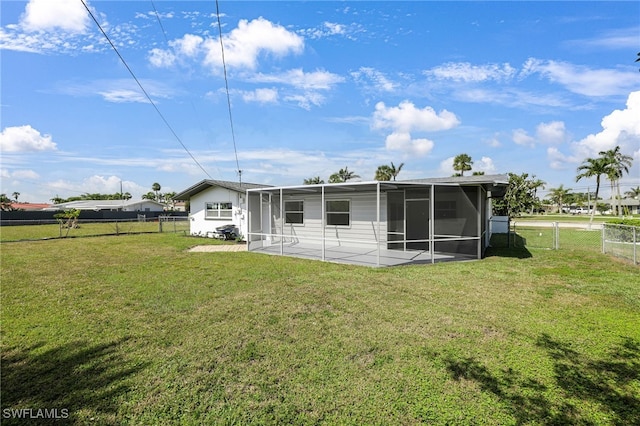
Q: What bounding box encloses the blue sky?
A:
[1,0,639,202]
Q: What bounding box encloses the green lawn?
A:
[1,234,639,425]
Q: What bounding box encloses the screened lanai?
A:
[246,175,507,267]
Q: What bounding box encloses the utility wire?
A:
[80,0,213,179]
[148,0,224,180]
[150,0,170,46]
[215,0,242,184]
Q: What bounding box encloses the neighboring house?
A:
[9,202,52,211]
[43,199,166,212]
[173,179,270,238]
[245,174,509,267]
[603,198,640,215]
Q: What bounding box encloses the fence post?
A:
[158,217,163,233]
[115,220,119,235]
[601,225,605,254]
[634,226,637,265]
[554,222,559,250]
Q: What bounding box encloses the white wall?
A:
[189,187,246,237]
[269,192,388,248]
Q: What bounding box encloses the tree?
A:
[492,173,542,218]
[453,154,473,177]
[303,176,324,185]
[600,146,632,217]
[142,192,156,200]
[625,186,640,199]
[576,156,608,224]
[472,171,485,176]
[0,194,15,211]
[389,162,404,181]
[548,185,572,214]
[374,165,392,181]
[329,167,360,183]
[152,182,162,202]
[12,192,20,202]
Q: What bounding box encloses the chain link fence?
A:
[490,220,638,265]
[603,223,638,265]
[0,216,190,242]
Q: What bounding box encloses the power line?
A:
[215,0,242,184]
[80,0,213,179]
[150,0,170,46]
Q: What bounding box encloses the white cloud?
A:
[148,48,176,68]
[536,121,567,145]
[521,58,637,97]
[351,67,398,92]
[565,27,639,50]
[242,88,278,104]
[372,101,459,157]
[547,147,580,170]
[512,129,535,147]
[252,69,344,90]
[48,175,148,199]
[384,132,434,156]
[283,92,326,110]
[21,0,89,33]
[11,169,40,180]
[474,157,497,174]
[0,125,58,152]
[149,17,304,73]
[426,62,517,82]
[204,17,304,70]
[372,101,460,133]
[574,90,640,157]
[98,89,148,103]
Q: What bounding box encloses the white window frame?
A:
[205,202,233,219]
[284,200,304,225]
[325,199,351,227]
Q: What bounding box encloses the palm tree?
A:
[374,165,392,181]
[151,182,162,202]
[576,156,608,223]
[303,176,324,185]
[599,147,633,216]
[329,167,360,183]
[142,192,156,200]
[12,192,20,202]
[389,162,404,181]
[625,186,640,199]
[548,185,571,214]
[453,154,473,176]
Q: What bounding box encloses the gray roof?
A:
[44,199,165,210]
[173,179,271,200]
[401,173,510,185]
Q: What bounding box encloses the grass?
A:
[1,233,639,425]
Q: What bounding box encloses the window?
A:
[326,200,350,226]
[285,200,304,224]
[205,202,233,219]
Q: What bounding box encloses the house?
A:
[9,202,52,211]
[173,179,270,238]
[245,174,509,267]
[603,198,640,215]
[43,199,166,212]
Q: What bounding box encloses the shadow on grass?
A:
[1,338,147,425]
[486,233,533,259]
[440,334,639,424]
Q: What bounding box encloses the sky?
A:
[1,0,639,203]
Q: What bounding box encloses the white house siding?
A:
[189,187,247,237]
[269,192,388,249]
